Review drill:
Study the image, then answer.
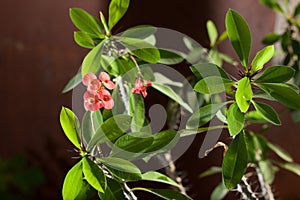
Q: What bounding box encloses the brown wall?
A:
[1,0,300,199]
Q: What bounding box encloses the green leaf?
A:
[258,159,276,184]
[134,188,192,200]
[257,83,300,109]
[74,31,95,49]
[186,103,226,129]
[108,0,130,30]
[251,45,274,72]
[121,25,157,39]
[129,94,145,132]
[81,39,105,76]
[235,77,252,112]
[81,111,101,145]
[87,115,132,150]
[62,72,82,93]
[70,8,104,38]
[246,110,269,124]
[110,133,154,159]
[179,126,227,137]
[118,37,160,63]
[207,20,218,46]
[190,63,230,80]
[158,49,184,65]
[60,107,81,149]
[75,180,96,200]
[62,161,83,200]
[227,103,244,136]
[255,66,295,83]
[98,157,142,181]
[267,142,293,162]
[276,162,300,176]
[144,130,179,153]
[209,47,222,67]
[259,0,284,13]
[262,33,281,45]
[98,178,126,200]
[225,9,251,68]
[194,76,233,94]
[222,132,248,189]
[210,183,228,200]
[142,171,180,187]
[252,101,281,125]
[198,166,222,179]
[152,82,193,113]
[82,157,106,192]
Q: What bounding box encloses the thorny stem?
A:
[255,166,275,200]
[129,54,144,79]
[122,182,138,200]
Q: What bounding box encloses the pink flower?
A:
[99,72,115,90]
[99,89,114,109]
[83,91,103,111]
[132,78,152,98]
[82,73,101,92]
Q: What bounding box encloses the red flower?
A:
[132,78,152,98]
[82,72,101,93]
[83,91,103,111]
[99,89,114,109]
[99,72,115,90]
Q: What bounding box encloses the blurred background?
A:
[1,0,300,199]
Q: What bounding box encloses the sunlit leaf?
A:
[108,0,130,30]
[255,66,295,83]
[225,9,251,68]
[207,20,218,46]
[60,107,81,149]
[235,77,252,113]
[227,103,244,136]
[251,45,274,72]
[62,72,82,93]
[98,178,126,200]
[82,157,106,192]
[74,31,95,49]
[194,76,233,94]
[62,161,83,200]
[142,171,179,187]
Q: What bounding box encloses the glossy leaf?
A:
[158,49,184,65]
[255,65,295,83]
[75,179,96,200]
[82,157,106,192]
[179,126,227,137]
[258,159,276,184]
[225,9,251,68]
[62,161,83,200]
[74,31,94,49]
[262,33,281,45]
[190,63,230,80]
[129,94,145,132]
[81,40,105,76]
[251,45,274,72]
[152,82,193,113]
[227,103,244,136]
[257,83,300,109]
[118,37,160,63]
[210,183,228,200]
[267,142,293,162]
[70,8,104,38]
[110,133,154,159]
[108,0,130,30]
[198,166,222,179]
[222,132,248,189]
[121,25,157,39]
[252,101,281,125]
[186,103,226,129]
[60,107,81,149]
[98,178,126,200]
[194,76,233,94]
[142,171,179,187]
[98,157,142,181]
[135,188,192,200]
[144,130,179,153]
[62,72,82,93]
[235,77,252,113]
[82,111,98,145]
[207,20,218,46]
[87,114,132,150]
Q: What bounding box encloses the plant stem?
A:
[91,112,104,157]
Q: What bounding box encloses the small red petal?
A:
[83,73,97,86]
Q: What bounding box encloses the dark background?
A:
[1,0,300,199]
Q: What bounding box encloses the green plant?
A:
[60,0,300,199]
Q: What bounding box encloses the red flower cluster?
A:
[82,72,115,111]
[132,78,152,98]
